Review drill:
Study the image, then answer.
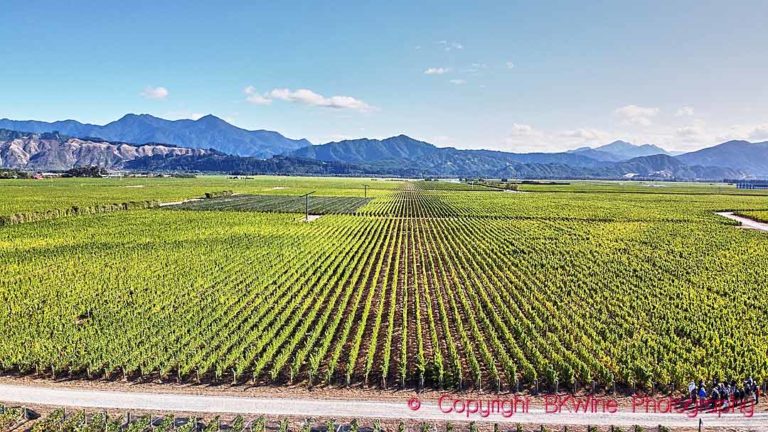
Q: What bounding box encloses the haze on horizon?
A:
[0,0,766,153]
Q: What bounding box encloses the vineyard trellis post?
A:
[301,191,316,222]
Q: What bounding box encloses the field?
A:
[169,194,372,215]
[1,177,768,393]
[0,176,396,216]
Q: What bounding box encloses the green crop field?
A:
[1,176,767,392]
[169,194,372,215]
[0,176,397,217]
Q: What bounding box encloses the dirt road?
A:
[717,212,768,232]
[1,384,766,430]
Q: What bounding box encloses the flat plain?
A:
[1,176,767,393]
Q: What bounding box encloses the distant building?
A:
[736,180,768,190]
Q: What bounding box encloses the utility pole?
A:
[363,185,369,198]
[301,191,315,221]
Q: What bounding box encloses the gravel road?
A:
[717,212,768,232]
[1,384,766,430]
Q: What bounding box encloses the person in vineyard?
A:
[710,385,721,409]
[697,384,707,407]
[730,382,738,407]
[688,381,697,403]
[747,378,759,404]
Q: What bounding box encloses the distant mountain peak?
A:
[0,114,311,158]
[195,114,225,123]
[605,139,632,146]
[570,140,671,161]
[719,139,751,146]
[676,139,768,176]
[117,113,152,120]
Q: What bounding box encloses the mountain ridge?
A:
[1,113,765,178]
[0,129,210,171]
[676,140,768,176]
[290,134,755,179]
[0,114,310,158]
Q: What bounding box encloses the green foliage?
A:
[1,179,767,391]
[326,418,337,432]
[171,194,371,215]
[253,416,266,432]
[279,418,290,432]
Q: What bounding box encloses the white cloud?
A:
[495,124,620,153]
[502,123,548,152]
[424,67,449,75]
[508,123,535,136]
[675,106,695,117]
[449,79,466,85]
[675,125,704,138]
[438,40,463,51]
[562,128,609,141]
[242,87,373,112]
[614,105,659,126]
[244,86,272,105]
[268,88,373,112]
[748,124,768,141]
[505,61,515,69]
[140,86,169,100]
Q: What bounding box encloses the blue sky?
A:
[1,1,766,152]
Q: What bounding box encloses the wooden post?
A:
[698,418,703,432]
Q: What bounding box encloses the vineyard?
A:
[1,178,768,393]
[0,176,394,217]
[169,194,372,215]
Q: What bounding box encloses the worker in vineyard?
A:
[728,381,738,407]
[698,384,707,406]
[749,378,759,404]
[688,381,697,403]
[710,385,720,409]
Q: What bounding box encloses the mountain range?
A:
[0,114,766,179]
[0,114,309,158]
[0,129,209,171]
[288,135,750,179]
